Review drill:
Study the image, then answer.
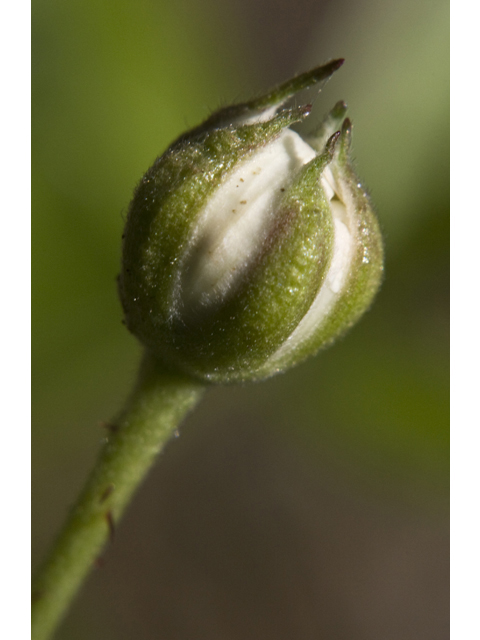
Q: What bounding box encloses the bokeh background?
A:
[32,0,449,638]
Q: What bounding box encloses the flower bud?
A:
[119,61,383,383]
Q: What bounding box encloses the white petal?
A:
[180,129,316,310]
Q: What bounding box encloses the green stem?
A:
[31,352,206,640]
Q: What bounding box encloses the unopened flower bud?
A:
[119,61,383,382]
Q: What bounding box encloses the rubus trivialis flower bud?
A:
[119,60,383,383]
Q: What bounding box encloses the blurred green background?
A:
[32,0,449,638]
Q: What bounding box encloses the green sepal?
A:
[174,60,344,141]
[263,119,384,375]
[307,100,348,153]
[162,138,340,382]
[119,106,311,369]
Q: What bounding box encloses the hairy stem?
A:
[32,353,206,640]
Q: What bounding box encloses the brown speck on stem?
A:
[100,421,119,434]
[105,511,115,544]
[240,200,247,204]
[99,484,115,504]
